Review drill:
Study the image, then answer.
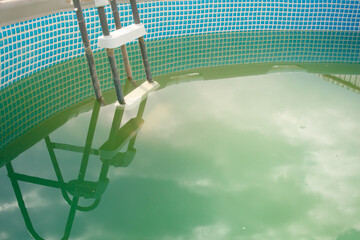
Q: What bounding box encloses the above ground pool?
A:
[1,0,360,239]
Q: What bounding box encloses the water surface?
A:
[1,69,360,240]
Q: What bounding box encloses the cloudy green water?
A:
[1,68,360,239]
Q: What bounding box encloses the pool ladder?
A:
[73,0,158,105]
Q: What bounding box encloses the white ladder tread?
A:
[98,24,147,49]
[95,0,110,7]
[116,81,159,109]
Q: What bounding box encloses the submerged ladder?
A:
[73,0,158,105]
[5,94,149,239]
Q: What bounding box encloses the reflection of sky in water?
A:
[1,72,360,239]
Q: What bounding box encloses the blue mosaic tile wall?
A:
[0,0,360,89]
[1,30,360,151]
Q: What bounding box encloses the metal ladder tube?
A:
[109,0,133,81]
[97,6,126,104]
[129,0,153,83]
[6,163,45,240]
[73,0,103,101]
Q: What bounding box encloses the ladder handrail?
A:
[109,0,133,80]
[73,0,103,102]
[97,5,126,104]
[130,0,154,83]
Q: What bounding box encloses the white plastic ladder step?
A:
[98,24,147,49]
[95,0,110,7]
[116,81,159,109]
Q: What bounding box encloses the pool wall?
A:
[1,0,360,89]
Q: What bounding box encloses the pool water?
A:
[1,66,360,239]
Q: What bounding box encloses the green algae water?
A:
[1,30,360,240]
[1,65,360,239]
